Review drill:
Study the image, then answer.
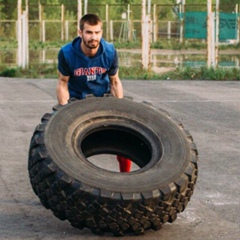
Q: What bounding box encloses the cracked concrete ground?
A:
[0,77,239,240]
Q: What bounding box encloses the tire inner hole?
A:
[80,127,152,172]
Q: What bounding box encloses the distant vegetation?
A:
[0,0,239,80]
[1,63,240,80]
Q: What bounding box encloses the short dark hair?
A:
[79,14,102,31]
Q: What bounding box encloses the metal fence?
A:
[1,3,239,42]
[1,3,240,69]
[0,3,186,42]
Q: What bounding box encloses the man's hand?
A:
[57,71,70,105]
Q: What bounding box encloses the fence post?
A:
[106,4,109,41]
[179,0,185,43]
[25,0,29,68]
[61,4,65,41]
[77,0,82,30]
[39,3,42,41]
[42,20,46,42]
[22,11,29,69]
[236,4,239,43]
[142,0,151,70]
[17,0,29,69]
[153,4,157,42]
[65,21,69,40]
[167,21,171,40]
[17,0,22,67]
[127,4,132,41]
[84,0,88,15]
[207,0,215,67]
[110,20,113,41]
[215,0,219,67]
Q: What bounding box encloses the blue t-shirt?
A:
[58,37,118,99]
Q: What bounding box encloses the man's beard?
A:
[82,37,100,49]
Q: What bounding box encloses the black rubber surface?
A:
[28,95,198,236]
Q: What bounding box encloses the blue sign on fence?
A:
[219,13,237,40]
[184,12,207,39]
[184,12,238,40]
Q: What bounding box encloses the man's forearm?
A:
[111,82,123,98]
[110,73,123,98]
[57,81,70,105]
[57,71,70,105]
[57,87,69,105]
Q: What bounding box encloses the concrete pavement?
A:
[0,77,239,240]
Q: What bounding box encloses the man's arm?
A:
[109,70,123,99]
[57,70,70,105]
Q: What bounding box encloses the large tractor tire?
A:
[28,95,198,236]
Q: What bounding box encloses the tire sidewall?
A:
[44,97,190,193]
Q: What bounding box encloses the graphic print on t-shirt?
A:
[74,67,107,81]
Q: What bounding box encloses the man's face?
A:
[79,23,103,49]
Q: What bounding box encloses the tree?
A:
[1,0,17,19]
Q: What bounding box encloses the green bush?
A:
[0,68,19,77]
[161,66,240,80]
